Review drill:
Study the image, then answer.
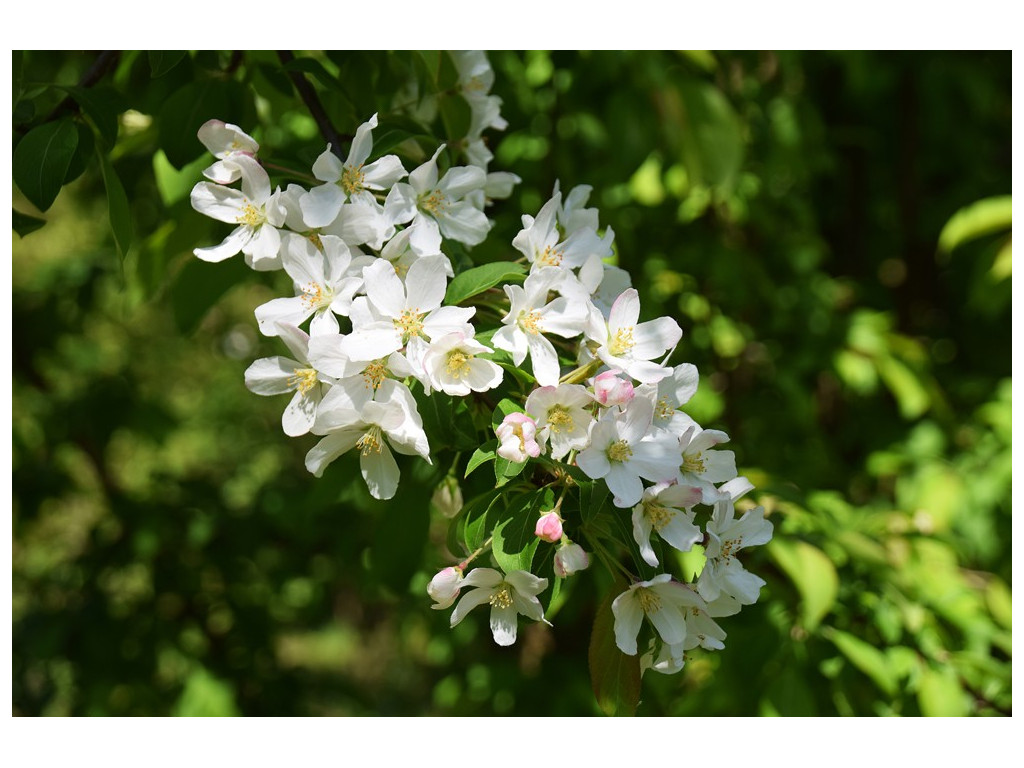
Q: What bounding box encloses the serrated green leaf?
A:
[492,492,544,574]
[12,208,46,237]
[445,262,526,306]
[148,51,188,78]
[465,440,497,478]
[158,80,253,169]
[938,195,1012,253]
[589,577,641,716]
[97,151,133,261]
[768,539,838,632]
[12,119,79,212]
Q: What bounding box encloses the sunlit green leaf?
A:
[824,627,898,697]
[445,262,526,306]
[917,666,970,716]
[938,195,1012,253]
[97,151,133,261]
[768,539,838,632]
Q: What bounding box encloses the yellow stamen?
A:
[656,396,675,421]
[356,426,384,457]
[445,350,472,378]
[536,245,564,268]
[287,368,319,396]
[340,164,365,195]
[518,309,542,335]
[392,308,425,343]
[645,504,676,532]
[608,326,635,356]
[636,587,661,615]
[607,439,633,463]
[488,585,513,609]
[362,360,388,391]
[307,232,323,250]
[719,538,741,562]
[546,405,574,434]
[419,189,448,216]
[236,203,265,228]
[301,283,332,310]
[681,453,707,475]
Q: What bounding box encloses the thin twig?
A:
[276,51,348,159]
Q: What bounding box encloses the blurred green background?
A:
[12,51,1011,716]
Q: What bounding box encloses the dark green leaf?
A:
[13,208,46,237]
[170,255,251,334]
[460,488,504,554]
[12,118,79,212]
[494,455,528,487]
[577,478,610,525]
[589,577,641,716]
[439,92,472,143]
[465,440,497,478]
[97,151,133,261]
[490,397,526,431]
[279,57,344,92]
[445,262,526,305]
[158,80,253,169]
[148,51,188,78]
[677,80,744,191]
[491,492,544,574]
[62,121,95,185]
[56,85,126,147]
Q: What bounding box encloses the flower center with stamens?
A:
[645,504,676,532]
[445,350,472,378]
[536,245,564,267]
[236,203,265,228]
[362,360,388,390]
[681,453,707,475]
[301,283,333,310]
[287,368,319,396]
[307,232,323,250]
[546,405,574,434]
[719,537,741,561]
[419,189,448,217]
[607,439,633,463]
[518,309,542,335]
[392,308,424,343]
[656,396,675,421]
[391,260,409,278]
[341,164,365,195]
[356,426,384,457]
[608,326,635,356]
[636,587,661,615]
[488,585,513,609]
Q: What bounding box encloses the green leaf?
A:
[465,440,497,478]
[445,262,526,305]
[12,208,46,237]
[97,151,133,261]
[577,477,610,525]
[172,666,240,717]
[459,488,504,554]
[676,80,744,191]
[148,51,188,78]
[494,455,528,487]
[876,354,930,420]
[279,57,344,92]
[938,195,1012,253]
[588,577,641,716]
[153,150,207,207]
[490,398,525,430]
[439,92,472,144]
[158,80,253,169]
[917,666,970,716]
[491,492,544,574]
[768,539,838,632]
[824,627,898,697]
[55,85,125,148]
[63,122,95,185]
[170,255,251,334]
[12,118,79,212]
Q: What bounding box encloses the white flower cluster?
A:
[189,51,772,679]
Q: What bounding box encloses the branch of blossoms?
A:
[187,51,773,692]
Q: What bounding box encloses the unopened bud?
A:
[593,370,635,407]
[554,542,590,577]
[431,476,464,519]
[427,566,464,610]
[534,511,564,543]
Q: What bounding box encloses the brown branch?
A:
[276,50,347,159]
[42,50,122,124]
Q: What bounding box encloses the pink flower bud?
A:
[534,511,564,543]
[554,542,590,578]
[495,411,544,463]
[593,370,635,407]
[427,566,463,610]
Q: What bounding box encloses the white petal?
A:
[526,333,561,388]
[404,255,448,312]
[255,297,311,337]
[361,155,407,189]
[300,184,346,228]
[608,288,640,331]
[305,430,361,477]
[193,226,251,262]
[346,115,377,167]
[363,258,407,318]
[190,182,247,224]
[449,586,493,627]
[611,591,644,656]
[282,388,318,436]
[489,604,519,646]
[360,440,400,499]
[311,146,343,182]
[244,357,301,395]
